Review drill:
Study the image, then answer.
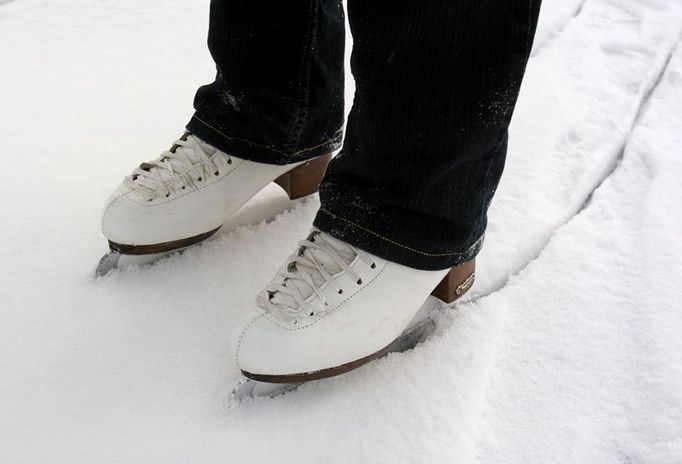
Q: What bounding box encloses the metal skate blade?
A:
[230,377,300,402]
[95,250,175,277]
[95,251,121,277]
[385,314,437,354]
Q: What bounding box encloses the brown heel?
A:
[431,259,476,303]
[274,153,332,200]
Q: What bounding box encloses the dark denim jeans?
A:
[188,0,541,270]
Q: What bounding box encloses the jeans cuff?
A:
[187,114,343,165]
[313,207,484,271]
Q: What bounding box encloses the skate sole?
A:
[241,343,394,384]
[240,313,441,385]
[108,227,221,255]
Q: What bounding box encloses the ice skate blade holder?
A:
[430,258,476,303]
[274,153,332,200]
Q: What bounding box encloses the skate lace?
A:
[259,231,373,320]
[129,134,221,200]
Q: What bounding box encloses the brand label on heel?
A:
[455,272,475,296]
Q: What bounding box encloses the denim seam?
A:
[191,114,342,160]
[319,208,484,257]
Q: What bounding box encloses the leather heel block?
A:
[430,259,476,303]
[274,153,332,200]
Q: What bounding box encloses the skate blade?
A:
[385,312,437,354]
[95,250,178,277]
[230,310,438,403]
[230,377,301,402]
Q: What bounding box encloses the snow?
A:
[1,0,682,462]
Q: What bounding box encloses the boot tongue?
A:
[177,135,217,161]
[271,232,356,307]
[154,135,218,182]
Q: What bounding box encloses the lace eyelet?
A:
[338,289,343,294]
[227,158,232,165]
[356,279,363,285]
[147,198,153,202]
[214,171,219,176]
[181,186,186,190]
[197,177,202,182]
[370,262,376,269]
[309,312,314,316]
[165,193,170,197]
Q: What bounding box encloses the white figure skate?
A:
[230,230,475,400]
[96,133,331,276]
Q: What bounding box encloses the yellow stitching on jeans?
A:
[192,115,342,159]
[319,208,483,257]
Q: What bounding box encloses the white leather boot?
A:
[232,230,475,383]
[97,133,330,273]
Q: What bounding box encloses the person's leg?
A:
[187,0,345,165]
[230,0,542,385]
[314,0,542,270]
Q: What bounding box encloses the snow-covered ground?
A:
[1,0,682,462]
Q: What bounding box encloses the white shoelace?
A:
[128,134,221,200]
[259,231,375,319]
